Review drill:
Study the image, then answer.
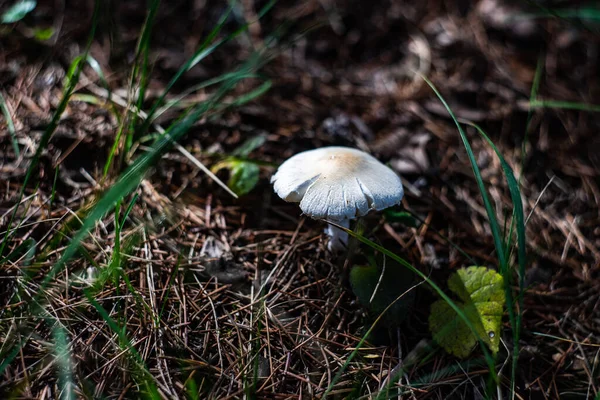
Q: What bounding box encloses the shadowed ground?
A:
[0,1,599,398]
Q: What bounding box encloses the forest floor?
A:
[1,0,599,399]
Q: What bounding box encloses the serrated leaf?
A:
[1,0,36,23]
[212,159,260,196]
[350,255,416,327]
[429,266,504,358]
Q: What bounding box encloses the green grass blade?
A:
[376,357,488,399]
[125,0,160,154]
[464,121,527,396]
[519,2,600,31]
[420,74,515,394]
[140,3,234,130]
[419,76,508,269]
[524,56,544,177]
[0,238,36,265]
[225,80,272,108]
[0,0,100,259]
[141,0,276,129]
[0,49,271,376]
[102,0,160,176]
[86,54,110,91]
[119,193,138,231]
[322,225,498,399]
[112,200,122,287]
[323,279,425,399]
[49,165,59,209]
[515,7,600,21]
[528,99,600,112]
[83,290,160,399]
[103,118,127,178]
[46,94,224,286]
[52,325,75,400]
[84,55,120,118]
[152,72,262,119]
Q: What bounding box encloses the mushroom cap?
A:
[271,146,404,220]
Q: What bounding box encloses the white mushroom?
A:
[271,146,404,252]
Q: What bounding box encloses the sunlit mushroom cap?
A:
[271,146,404,220]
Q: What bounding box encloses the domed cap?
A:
[271,146,404,220]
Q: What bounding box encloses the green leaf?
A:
[323,232,499,398]
[421,74,520,391]
[429,266,505,358]
[383,208,420,228]
[1,0,36,23]
[212,159,260,196]
[33,26,54,40]
[350,255,416,327]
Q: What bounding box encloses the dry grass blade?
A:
[1,1,599,399]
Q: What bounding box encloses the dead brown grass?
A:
[1,0,599,399]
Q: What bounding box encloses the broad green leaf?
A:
[212,159,260,196]
[1,0,36,23]
[350,255,416,327]
[429,266,504,358]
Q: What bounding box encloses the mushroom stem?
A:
[325,219,350,252]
